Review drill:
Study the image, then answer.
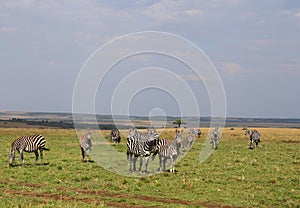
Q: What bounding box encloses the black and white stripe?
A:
[110,129,121,143]
[80,131,92,162]
[128,128,158,142]
[245,129,261,149]
[9,134,49,165]
[210,127,220,149]
[152,130,182,173]
[126,135,158,173]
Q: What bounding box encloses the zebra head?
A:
[211,127,219,139]
[9,149,15,165]
[87,131,92,139]
[147,126,156,135]
[148,131,159,141]
[245,130,251,135]
[249,139,254,149]
[128,128,137,138]
[174,130,183,146]
[149,137,159,152]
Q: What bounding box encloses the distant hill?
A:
[0,111,299,129]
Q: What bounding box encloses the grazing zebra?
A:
[152,130,182,173]
[245,129,261,149]
[80,131,92,162]
[126,133,159,173]
[210,127,220,149]
[110,129,121,143]
[182,130,196,152]
[189,128,201,137]
[9,134,49,166]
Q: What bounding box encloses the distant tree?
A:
[173,118,187,128]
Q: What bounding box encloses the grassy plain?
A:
[0,127,299,207]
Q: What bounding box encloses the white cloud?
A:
[141,0,204,23]
[218,61,242,75]
[294,11,300,17]
[181,74,201,81]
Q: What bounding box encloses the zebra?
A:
[152,130,182,173]
[9,134,49,166]
[110,129,121,143]
[196,129,202,137]
[182,130,196,152]
[80,130,92,162]
[245,129,261,149]
[126,133,159,173]
[210,127,220,149]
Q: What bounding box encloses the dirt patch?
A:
[72,189,237,208]
[1,181,244,208]
[280,140,300,144]
[2,189,144,208]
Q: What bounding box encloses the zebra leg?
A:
[139,156,143,172]
[163,157,167,172]
[170,156,174,173]
[144,156,150,173]
[133,156,138,172]
[249,141,254,149]
[158,155,163,171]
[20,150,24,165]
[155,154,162,171]
[129,154,133,172]
[15,150,21,165]
[34,150,39,164]
[40,149,44,164]
[81,147,86,162]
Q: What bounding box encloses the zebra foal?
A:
[9,134,49,166]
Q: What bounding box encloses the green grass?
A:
[0,128,299,207]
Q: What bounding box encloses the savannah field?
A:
[0,127,299,208]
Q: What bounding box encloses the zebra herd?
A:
[8,127,261,172]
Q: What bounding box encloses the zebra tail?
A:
[42,147,50,151]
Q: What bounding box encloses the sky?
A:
[0,0,300,118]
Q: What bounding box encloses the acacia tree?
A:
[173,118,187,128]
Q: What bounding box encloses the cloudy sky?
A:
[1,0,300,118]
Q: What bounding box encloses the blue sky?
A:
[0,0,300,118]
